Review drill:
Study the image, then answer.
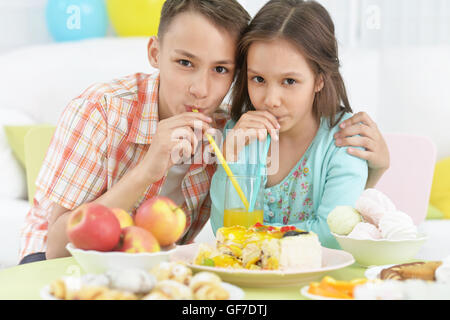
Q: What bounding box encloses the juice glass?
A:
[223,175,264,228]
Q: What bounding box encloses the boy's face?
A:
[148,11,237,119]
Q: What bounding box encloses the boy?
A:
[19,0,251,263]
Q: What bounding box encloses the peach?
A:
[111,208,134,229]
[67,203,121,251]
[116,226,160,253]
[135,196,186,247]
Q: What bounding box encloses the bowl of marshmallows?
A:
[327,189,428,267]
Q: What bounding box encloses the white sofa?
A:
[0,37,156,269]
[0,37,449,269]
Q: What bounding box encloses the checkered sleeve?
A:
[36,98,108,209]
[19,98,108,259]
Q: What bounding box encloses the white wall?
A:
[358,0,450,48]
[0,0,449,159]
[240,0,450,48]
[0,0,51,53]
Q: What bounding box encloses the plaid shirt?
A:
[19,72,218,260]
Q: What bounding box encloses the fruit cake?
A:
[194,223,322,271]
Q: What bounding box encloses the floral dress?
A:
[264,156,315,227]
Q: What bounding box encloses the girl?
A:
[210,0,376,249]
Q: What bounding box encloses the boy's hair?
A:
[230,0,352,128]
[158,0,251,43]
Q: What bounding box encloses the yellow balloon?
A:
[429,157,450,219]
[107,0,166,37]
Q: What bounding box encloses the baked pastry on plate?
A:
[380,261,443,281]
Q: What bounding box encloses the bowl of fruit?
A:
[66,197,185,274]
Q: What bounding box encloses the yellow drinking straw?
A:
[193,109,250,211]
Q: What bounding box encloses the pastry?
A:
[49,276,84,300]
[330,189,419,241]
[49,279,68,300]
[378,210,418,240]
[380,261,443,281]
[189,272,229,300]
[150,262,193,285]
[71,286,138,300]
[105,268,157,294]
[142,291,172,300]
[48,264,232,301]
[49,278,138,300]
[355,188,396,226]
[142,280,193,300]
[80,274,111,287]
[347,222,382,240]
[327,206,362,235]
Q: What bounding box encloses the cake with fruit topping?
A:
[194,223,322,271]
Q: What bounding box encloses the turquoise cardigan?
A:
[209,112,368,249]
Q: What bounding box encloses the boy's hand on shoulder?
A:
[140,112,213,183]
[334,111,390,173]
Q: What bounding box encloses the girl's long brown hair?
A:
[230,0,352,128]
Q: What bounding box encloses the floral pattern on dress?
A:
[263,156,314,225]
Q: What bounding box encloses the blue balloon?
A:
[46,0,108,42]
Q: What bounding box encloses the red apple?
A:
[115,226,160,253]
[135,196,186,247]
[111,208,134,229]
[66,203,121,251]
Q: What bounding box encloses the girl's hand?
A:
[334,112,390,188]
[223,111,280,162]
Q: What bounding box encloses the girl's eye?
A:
[215,66,228,74]
[283,78,296,85]
[252,76,265,83]
[178,59,192,67]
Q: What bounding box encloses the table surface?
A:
[0,257,367,300]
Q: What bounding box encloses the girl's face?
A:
[247,38,323,135]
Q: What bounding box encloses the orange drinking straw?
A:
[193,109,250,211]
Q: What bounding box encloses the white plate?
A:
[40,282,244,300]
[300,285,353,300]
[66,243,177,274]
[170,243,355,287]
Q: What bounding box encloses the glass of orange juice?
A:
[224,175,264,228]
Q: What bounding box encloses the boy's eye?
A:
[215,66,227,74]
[283,78,296,85]
[252,76,265,83]
[178,59,192,67]
[215,66,228,74]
